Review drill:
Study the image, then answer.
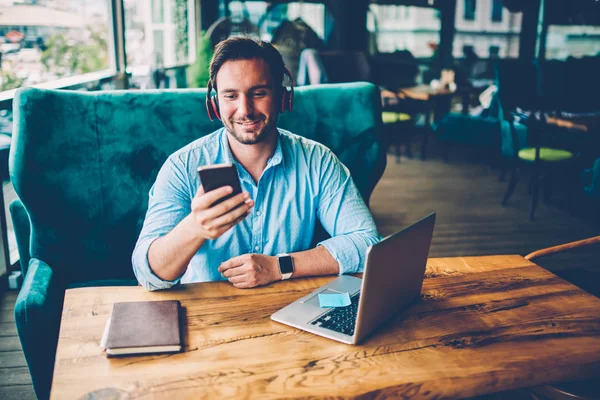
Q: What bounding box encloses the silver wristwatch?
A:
[277,253,294,280]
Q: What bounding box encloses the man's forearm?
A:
[289,245,339,278]
[147,215,206,281]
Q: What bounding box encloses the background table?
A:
[51,255,600,399]
[398,85,466,159]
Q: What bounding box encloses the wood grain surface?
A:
[51,255,600,400]
[399,85,458,101]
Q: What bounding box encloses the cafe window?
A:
[0,1,111,92]
[124,0,196,72]
[231,1,326,42]
[545,25,600,59]
[368,5,440,57]
[454,1,522,59]
[491,0,503,22]
[464,0,477,21]
[542,0,600,60]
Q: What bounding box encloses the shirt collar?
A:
[219,128,237,165]
[219,128,286,181]
[268,129,285,171]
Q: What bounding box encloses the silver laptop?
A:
[271,213,436,345]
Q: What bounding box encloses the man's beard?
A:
[224,116,276,145]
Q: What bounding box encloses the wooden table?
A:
[546,116,590,132]
[399,84,459,102]
[51,255,600,399]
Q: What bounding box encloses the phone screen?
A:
[197,163,243,206]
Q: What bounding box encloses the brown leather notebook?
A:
[105,300,182,356]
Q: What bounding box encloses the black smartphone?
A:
[197,163,243,206]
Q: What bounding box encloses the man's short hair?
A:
[209,36,285,91]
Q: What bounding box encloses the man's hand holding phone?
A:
[146,164,251,282]
[193,164,253,240]
[191,185,253,240]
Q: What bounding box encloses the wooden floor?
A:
[1,141,598,399]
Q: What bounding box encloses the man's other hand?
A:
[218,254,281,288]
[191,185,254,240]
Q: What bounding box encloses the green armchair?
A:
[11,81,385,399]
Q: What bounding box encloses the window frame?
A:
[0,0,198,107]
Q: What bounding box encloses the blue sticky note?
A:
[318,292,351,308]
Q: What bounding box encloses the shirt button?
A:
[254,246,259,251]
[256,211,262,216]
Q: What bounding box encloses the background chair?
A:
[434,112,502,164]
[295,48,424,164]
[0,134,10,180]
[581,157,600,223]
[524,235,600,400]
[495,60,576,220]
[501,113,576,220]
[582,157,600,199]
[381,110,415,163]
[524,236,600,261]
[11,82,386,399]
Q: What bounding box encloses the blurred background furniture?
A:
[582,157,600,223]
[582,158,600,199]
[524,236,600,261]
[432,56,600,219]
[297,48,425,163]
[501,111,576,220]
[495,59,584,220]
[434,113,502,164]
[524,235,600,400]
[0,134,9,181]
[380,110,415,163]
[398,84,459,160]
[10,82,385,400]
[271,18,326,83]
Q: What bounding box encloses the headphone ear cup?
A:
[280,87,287,113]
[209,95,221,120]
[206,97,216,121]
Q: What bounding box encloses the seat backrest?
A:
[319,51,373,84]
[564,55,600,113]
[494,59,539,118]
[11,82,385,284]
[538,59,568,112]
[583,158,600,198]
[371,51,420,91]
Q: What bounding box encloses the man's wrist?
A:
[183,214,208,244]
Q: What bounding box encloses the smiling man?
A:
[132,37,379,291]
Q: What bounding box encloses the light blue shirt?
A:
[132,128,379,291]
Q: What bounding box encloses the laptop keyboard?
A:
[310,293,360,336]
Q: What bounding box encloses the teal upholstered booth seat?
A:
[583,158,600,199]
[11,81,385,399]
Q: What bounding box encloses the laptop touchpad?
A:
[302,288,346,307]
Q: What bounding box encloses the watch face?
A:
[279,256,294,274]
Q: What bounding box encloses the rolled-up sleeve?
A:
[132,157,192,291]
[316,151,380,274]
